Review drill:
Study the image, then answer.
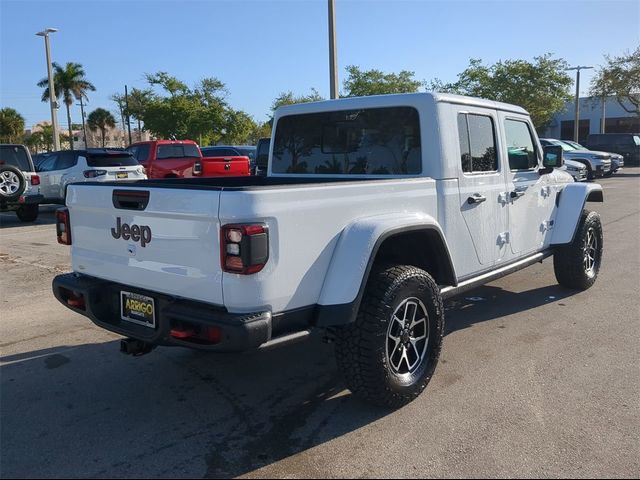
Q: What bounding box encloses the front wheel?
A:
[553,210,603,290]
[334,265,444,408]
[16,205,39,222]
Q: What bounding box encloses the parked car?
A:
[53,92,604,408]
[0,144,42,222]
[36,149,146,204]
[32,152,53,170]
[586,133,640,166]
[127,140,201,179]
[563,140,624,175]
[539,138,611,179]
[197,146,252,177]
[561,159,588,182]
[254,138,270,176]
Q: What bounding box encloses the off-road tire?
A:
[0,165,26,202]
[334,265,444,408]
[553,210,603,290]
[16,205,39,222]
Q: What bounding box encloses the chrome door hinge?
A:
[540,220,555,232]
[498,232,510,245]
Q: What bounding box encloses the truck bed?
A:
[84,175,394,191]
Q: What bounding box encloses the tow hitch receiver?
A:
[120,338,155,356]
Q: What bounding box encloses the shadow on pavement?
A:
[0,282,580,477]
[0,205,58,228]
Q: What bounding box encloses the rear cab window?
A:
[0,145,33,172]
[272,106,421,175]
[156,144,201,159]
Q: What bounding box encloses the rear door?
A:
[37,153,60,200]
[67,184,224,305]
[456,109,508,266]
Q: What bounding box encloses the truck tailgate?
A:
[67,184,223,305]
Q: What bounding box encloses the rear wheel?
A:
[553,210,603,290]
[16,204,39,222]
[334,265,444,408]
[0,166,26,202]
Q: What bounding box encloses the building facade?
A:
[540,96,639,143]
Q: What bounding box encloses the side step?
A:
[258,329,313,350]
[440,251,552,300]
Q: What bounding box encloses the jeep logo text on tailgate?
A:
[111,217,152,247]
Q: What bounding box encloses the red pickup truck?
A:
[197,146,251,177]
[127,140,251,178]
[127,140,200,179]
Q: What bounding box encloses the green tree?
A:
[140,73,227,143]
[343,65,424,97]
[0,108,25,143]
[87,108,116,147]
[128,88,153,140]
[271,88,324,112]
[428,54,573,129]
[248,121,272,144]
[590,47,640,115]
[24,124,68,152]
[218,110,256,145]
[37,62,96,150]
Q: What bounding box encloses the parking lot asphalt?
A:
[1,171,639,479]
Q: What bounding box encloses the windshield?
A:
[0,145,33,171]
[87,152,138,167]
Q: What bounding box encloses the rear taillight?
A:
[56,208,72,245]
[30,175,40,186]
[83,169,107,178]
[221,224,269,274]
[193,161,202,175]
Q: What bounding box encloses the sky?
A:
[1,0,639,130]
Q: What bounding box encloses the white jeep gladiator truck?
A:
[53,93,604,408]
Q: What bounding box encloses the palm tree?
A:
[87,108,116,147]
[0,108,25,143]
[38,62,96,150]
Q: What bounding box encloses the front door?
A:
[456,110,508,267]
[501,116,554,256]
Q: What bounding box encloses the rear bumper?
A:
[52,273,272,352]
[0,194,43,209]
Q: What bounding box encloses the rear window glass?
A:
[0,145,32,171]
[237,148,256,160]
[202,147,238,157]
[157,144,200,159]
[128,144,151,162]
[256,140,270,168]
[87,152,138,167]
[272,107,422,175]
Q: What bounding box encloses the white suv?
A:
[0,144,43,222]
[37,149,147,204]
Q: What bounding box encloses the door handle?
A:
[510,190,525,199]
[467,194,487,205]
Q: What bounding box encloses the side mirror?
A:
[543,145,563,168]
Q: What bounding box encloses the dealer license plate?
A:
[116,172,129,179]
[120,291,156,328]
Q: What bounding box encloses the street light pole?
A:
[566,65,593,142]
[76,97,88,148]
[36,28,60,151]
[328,0,339,99]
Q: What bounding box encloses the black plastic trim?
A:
[315,225,456,327]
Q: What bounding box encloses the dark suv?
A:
[586,134,640,166]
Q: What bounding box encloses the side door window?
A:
[135,144,150,162]
[504,120,538,171]
[54,152,78,171]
